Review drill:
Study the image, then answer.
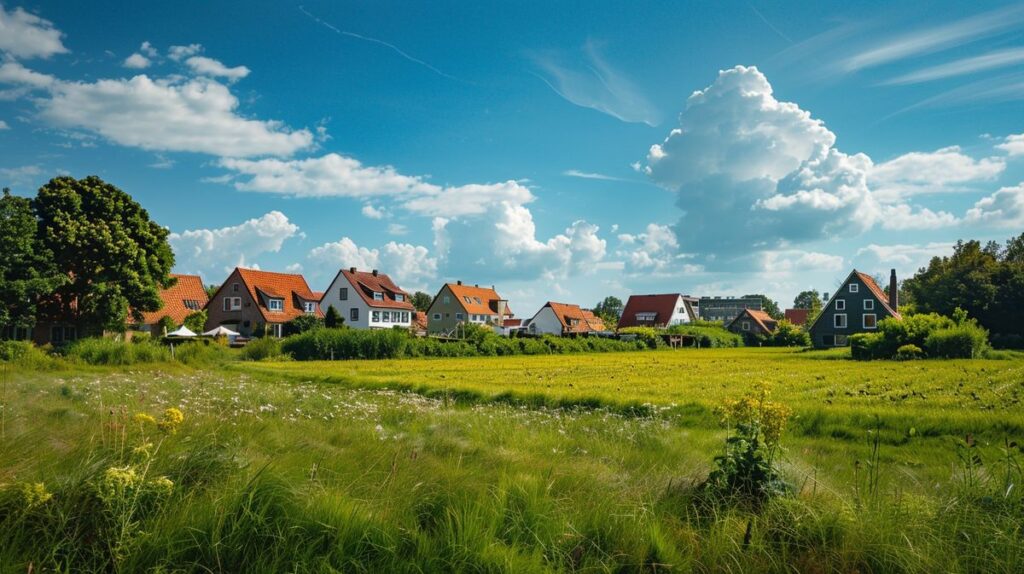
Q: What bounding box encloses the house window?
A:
[232,283,239,292]
[271,323,283,338]
[456,312,464,321]
[402,312,409,322]
[742,321,750,331]
[340,287,348,301]
[864,299,874,310]
[850,283,859,293]
[350,308,359,321]
[184,299,201,310]
[372,311,380,322]
[395,294,405,302]
[463,296,471,304]
[224,297,241,311]
[678,307,686,314]
[303,302,316,313]
[474,297,482,304]
[373,292,384,301]
[834,314,847,328]
[383,312,391,323]
[443,295,450,304]
[863,314,877,329]
[836,335,849,346]
[433,313,441,320]
[835,299,846,311]
[636,312,656,323]
[268,299,284,311]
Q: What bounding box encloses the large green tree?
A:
[32,176,175,334]
[0,188,63,335]
[593,295,624,325]
[743,294,783,320]
[410,291,433,312]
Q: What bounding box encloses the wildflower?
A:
[157,407,184,434]
[131,442,154,460]
[100,466,140,497]
[133,413,156,426]
[19,482,53,509]
[150,476,174,495]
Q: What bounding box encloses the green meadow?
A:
[2,348,1023,572]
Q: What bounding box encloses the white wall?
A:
[318,272,412,329]
[528,306,564,336]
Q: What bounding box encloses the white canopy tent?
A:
[166,326,197,338]
[202,326,240,337]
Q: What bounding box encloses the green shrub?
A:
[284,315,324,336]
[174,341,234,365]
[239,337,285,361]
[617,327,664,349]
[183,310,207,333]
[65,338,171,365]
[875,313,955,357]
[895,344,923,361]
[0,340,56,369]
[850,332,885,361]
[925,324,989,359]
[760,320,811,347]
[281,328,410,360]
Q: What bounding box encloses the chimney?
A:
[457,280,462,285]
[372,269,379,276]
[496,299,508,320]
[349,267,356,273]
[475,284,479,287]
[888,269,898,311]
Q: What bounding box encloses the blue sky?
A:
[2,1,1024,314]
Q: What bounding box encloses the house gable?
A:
[808,269,900,347]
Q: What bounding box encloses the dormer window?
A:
[463,296,471,304]
[184,299,201,310]
[474,297,482,304]
[395,294,405,302]
[303,302,316,313]
[849,283,859,293]
[373,292,384,301]
[268,298,284,311]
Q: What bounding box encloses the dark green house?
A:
[808,269,901,348]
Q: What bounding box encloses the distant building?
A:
[134,274,209,334]
[727,309,778,338]
[617,294,698,329]
[204,268,322,338]
[527,302,606,336]
[808,269,901,348]
[784,308,810,326]
[318,267,414,330]
[426,281,512,335]
[698,296,762,323]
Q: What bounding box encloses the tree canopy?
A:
[0,188,63,333]
[411,291,433,312]
[31,176,175,334]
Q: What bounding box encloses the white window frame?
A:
[443,295,450,304]
[463,296,472,304]
[268,298,284,311]
[835,299,846,311]
[271,323,283,338]
[395,294,405,302]
[456,312,464,321]
[864,299,874,310]
[224,297,241,311]
[863,314,877,329]
[742,321,750,331]
[834,313,847,329]
[849,283,859,293]
[372,311,380,322]
[373,292,384,301]
[303,302,316,313]
[433,313,441,321]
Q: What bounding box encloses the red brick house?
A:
[204,268,322,338]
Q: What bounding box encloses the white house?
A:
[319,267,415,329]
[527,302,607,336]
[616,294,698,329]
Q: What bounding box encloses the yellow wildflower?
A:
[157,407,184,434]
[133,413,156,426]
[150,476,174,495]
[131,442,154,460]
[101,466,140,495]
[19,482,53,509]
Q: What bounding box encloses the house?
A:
[617,294,698,329]
[134,274,209,334]
[425,281,512,335]
[784,308,810,326]
[727,308,778,338]
[318,267,415,329]
[411,312,429,336]
[204,268,322,338]
[698,296,762,323]
[808,269,901,348]
[527,302,606,336]
[498,318,526,337]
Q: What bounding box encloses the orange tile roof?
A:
[139,274,209,326]
[543,302,606,333]
[729,308,777,333]
[446,283,512,316]
[235,268,323,322]
[784,308,809,326]
[339,268,415,311]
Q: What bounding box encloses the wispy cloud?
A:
[888,72,1024,117]
[883,46,1024,85]
[562,169,623,181]
[532,40,660,126]
[298,5,462,83]
[842,4,1024,72]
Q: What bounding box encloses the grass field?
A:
[2,348,1023,572]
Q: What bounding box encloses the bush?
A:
[895,344,924,361]
[65,338,171,365]
[174,341,234,365]
[925,324,989,359]
[666,324,743,348]
[850,332,885,361]
[0,340,56,369]
[239,337,285,361]
[284,315,324,336]
[183,310,207,333]
[281,328,409,360]
[760,320,810,347]
[323,305,343,328]
[617,327,664,349]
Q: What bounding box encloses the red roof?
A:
[337,268,415,311]
[784,308,809,326]
[445,283,512,317]
[730,308,777,333]
[138,274,208,326]
[854,271,901,319]
[541,302,607,333]
[617,294,694,329]
[234,268,323,323]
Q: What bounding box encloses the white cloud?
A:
[285,262,303,273]
[965,183,1024,228]
[0,61,56,88]
[870,146,1004,200]
[308,237,438,291]
[169,211,300,277]
[563,169,623,181]
[0,120,8,130]
[616,223,687,273]
[533,40,660,126]
[168,44,201,62]
[0,164,42,184]
[185,56,250,82]
[0,6,67,59]
[361,204,386,219]
[878,203,959,230]
[38,75,313,157]
[139,41,158,58]
[760,250,844,272]
[997,133,1024,156]
[123,53,151,69]
[404,181,534,217]
[387,223,408,235]
[882,47,1024,85]
[856,242,955,269]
